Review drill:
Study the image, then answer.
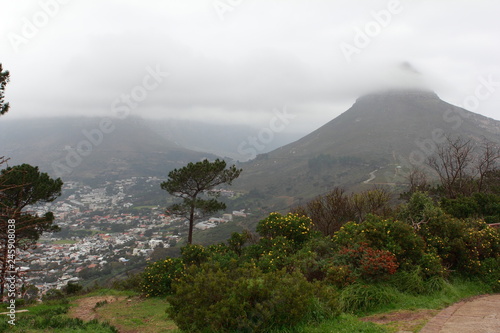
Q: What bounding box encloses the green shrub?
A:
[419,218,500,276]
[288,237,337,282]
[141,257,184,297]
[167,263,338,333]
[227,231,251,255]
[180,243,210,265]
[441,193,500,220]
[111,272,143,292]
[324,264,356,288]
[256,212,314,245]
[418,251,446,278]
[62,282,83,295]
[332,243,399,283]
[333,216,427,271]
[252,236,296,272]
[206,242,240,269]
[42,288,65,301]
[477,257,500,292]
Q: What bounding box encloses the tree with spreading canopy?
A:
[161,159,242,244]
[0,164,63,298]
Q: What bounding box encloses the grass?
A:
[270,277,495,333]
[0,299,117,333]
[94,296,179,332]
[359,277,494,316]
[79,288,138,298]
[0,277,494,333]
[301,314,387,333]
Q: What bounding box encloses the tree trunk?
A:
[188,204,195,245]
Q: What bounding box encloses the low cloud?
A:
[1,0,499,133]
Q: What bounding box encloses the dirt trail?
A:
[68,295,126,322]
[361,309,439,332]
[363,169,378,183]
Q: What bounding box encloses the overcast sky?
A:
[1,0,499,134]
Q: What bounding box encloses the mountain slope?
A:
[234,89,500,201]
[0,117,217,181]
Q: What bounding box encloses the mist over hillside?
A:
[0,117,217,181]
[0,116,304,182]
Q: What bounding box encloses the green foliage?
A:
[141,208,500,332]
[141,257,184,297]
[288,237,336,282]
[0,63,9,116]
[301,314,386,333]
[418,217,500,275]
[333,216,431,273]
[441,192,500,222]
[0,163,63,209]
[0,299,118,333]
[0,164,63,297]
[332,243,399,283]
[160,158,242,244]
[441,195,478,219]
[251,236,296,272]
[227,230,250,255]
[111,272,143,292]
[397,191,446,226]
[256,212,313,245]
[206,242,240,268]
[180,243,210,266]
[42,288,65,301]
[167,263,338,333]
[338,283,395,313]
[390,266,447,295]
[62,282,83,295]
[477,257,500,292]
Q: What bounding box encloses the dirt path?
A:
[68,295,126,322]
[420,294,500,333]
[361,309,440,332]
[362,294,500,332]
[363,169,378,183]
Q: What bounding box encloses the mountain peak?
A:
[356,89,439,104]
[236,86,500,202]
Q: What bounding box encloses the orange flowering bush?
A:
[333,243,399,283]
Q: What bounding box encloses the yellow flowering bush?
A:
[141,257,184,297]
[419,217,500,276]
[256,212,313,244]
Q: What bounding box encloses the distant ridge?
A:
[0,117,217,181]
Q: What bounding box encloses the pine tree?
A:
[161,159,241,244]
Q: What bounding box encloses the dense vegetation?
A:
[140,190,500,332]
